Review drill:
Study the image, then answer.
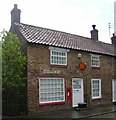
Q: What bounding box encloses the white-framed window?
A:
[91,79,101,99]
[49,47,69,65]
[39,78,65,104]
[91,54,100,67]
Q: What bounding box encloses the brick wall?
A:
[27,43,115,113]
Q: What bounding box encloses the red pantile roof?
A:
[15,23,115,56]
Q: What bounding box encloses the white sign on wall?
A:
[43,69,60,74]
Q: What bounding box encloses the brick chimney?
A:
[10,4,21,32]
[111,33,116,45]
[90,25,99,41]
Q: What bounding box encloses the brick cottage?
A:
[10,4,116,113]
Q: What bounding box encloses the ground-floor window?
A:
[91,79,101,99]
[39,77,65,104]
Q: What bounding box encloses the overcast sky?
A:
[0,0,115,43]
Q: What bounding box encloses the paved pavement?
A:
[2,103,116,119]
[21,103,116,119]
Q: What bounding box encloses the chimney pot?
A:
[14,4,18,8]
[92,25,96,29]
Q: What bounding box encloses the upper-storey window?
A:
[49,47,69,65]
[91,54,100,67]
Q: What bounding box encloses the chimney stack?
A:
[10,4,21,32]
[90,25,99,41]
[11,4,21,24]
[111,33,116,45]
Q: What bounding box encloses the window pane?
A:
[51,50,67,65]
[92,79,101,99]
[91,55,100,67]
[39,78,65,103]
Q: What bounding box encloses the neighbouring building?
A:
[114,1,116,35]
[10,4,116,113]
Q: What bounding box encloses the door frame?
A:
[72,78,84,107]
[112,79,116,102]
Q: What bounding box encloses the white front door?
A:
[112,79,116,102]
[72,78,84,107]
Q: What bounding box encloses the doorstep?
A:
[74,102,89,111]
[74,106,92,111]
